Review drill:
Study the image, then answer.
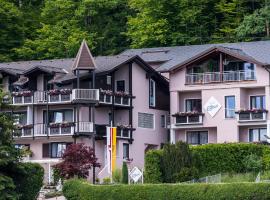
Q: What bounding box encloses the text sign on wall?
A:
[204,97,221,117]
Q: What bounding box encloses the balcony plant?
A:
[100,89,113,96]
[48,89,61,96]
[116,124,134,130]
[12,90,32,97]
[235,108,268,114]
[60,88,72,95]
[172,111,204,117]
[49,122,61,128]
[60,122,75,128]
[114,91,130,97]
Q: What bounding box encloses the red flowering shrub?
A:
[54,143,100,179]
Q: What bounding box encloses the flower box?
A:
[100,89,113,96]
[172,112,204,117]
[235,109,268,114]
[48,89,60,96]
[12,91,32,97]
[60,88,72,95]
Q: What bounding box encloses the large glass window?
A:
[249,128,267,142]
[187,131,208,145]
[44,109,73,123]
[250,96,265,109]
[51,143,71,158]
[14,112,27,125]
[185,99,202,112]
[225,96,235,118]
[149,79,156,107]
[123,143,129,159]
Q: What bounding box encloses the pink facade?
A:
[169,48,270,145]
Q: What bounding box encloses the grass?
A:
[221,171,270,183]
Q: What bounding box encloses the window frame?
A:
[149,79,156,107]
[116,80,125,92]
[161,115,166,128]
[185,99,202,112]
[225,96,235,118]
[123,143,129,159]
[250,95,265,109]
[186,131,208,145]
[43,109,74,124]
[248,128,267,142]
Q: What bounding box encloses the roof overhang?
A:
[168,46,267,73]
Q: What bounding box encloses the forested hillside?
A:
[1,0,270,62]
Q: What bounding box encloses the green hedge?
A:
[145,143,270,183]
[63,179,270,200]
[11,163,44,200]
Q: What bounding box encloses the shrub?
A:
[174,167,199,183]
[11,163,44,200]
[0,174,17,200]
[102,177,111,184]
[112,168,122,183]
[144,150,163,183]
[121,162,128,184]
[244,154,262,173]
[63,179,270,200]
[52,168,62,185]
[144,143,270,183]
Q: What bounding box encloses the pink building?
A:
[122,41,270,145]
[0,41,169,183]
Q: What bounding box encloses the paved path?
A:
[45,196,66,200]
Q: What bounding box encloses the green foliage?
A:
[45,191,63,199]
[112,168,122,183]
[10,163,44,200]
[244,154,262,173]
[144,143,270,183]
[144,150,163,183]
[0,174,17,200]
[121,162,128,184]
[63,179,270,200]
[162,141,198,183]
[52,168,62,186]
[102,177,111,184]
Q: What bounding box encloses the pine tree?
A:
[121,162,128,184]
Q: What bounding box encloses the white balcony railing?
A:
[174,114,204,125]
[12,96,33,105]
[14,126,33,137]
[72,89,99,102]
[236,111,267,122]
[75,121,94,133]
[99,94,113,104]
[186,70,256,85]
[116,129,131,138]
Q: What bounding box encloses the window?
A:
[123,143,129,159]
[161,115,166,128]
[15,144,30,150]
[249,128,267,142]
[250,96,265,109]
[138,112,154,129]
[149,79,156,107]
[187,131,208,145]
[116,80,125,92]
[185,99,202,112]
[42,143,71,158]
[225,96,235,118]
[13,112,27,125]
[44,109,73,124]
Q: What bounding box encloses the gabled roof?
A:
[0,67,24,76]
[121,40,270,72]
[169,46,267,73]
[23,65,66,75]
[72,40,96,71]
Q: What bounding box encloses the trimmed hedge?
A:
[63,179,270,200]
[145,143,270,183]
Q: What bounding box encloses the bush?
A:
[102,177,111,184]
[10,163,44,200]
[121,162,128,184]
[174,167,199,183]
[144,143,270,183]
[144,150,163,183]
[244,154,262,173]
[63,179,270,200]
[112,168,122,183]
[52,167,62,185]
[0,174,17,200]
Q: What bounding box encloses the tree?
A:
[0,0,23,62]
[121,162,128,184]
[236,6,270,41]
[54,143,100,179]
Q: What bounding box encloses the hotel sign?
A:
[204,97,221,117]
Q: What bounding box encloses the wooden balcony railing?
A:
[236,110,267,122]
[186,70,256,85]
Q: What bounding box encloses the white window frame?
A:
[149,79,156,107]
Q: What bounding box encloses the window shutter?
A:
[42,143,50,158]
[138,112,154,129]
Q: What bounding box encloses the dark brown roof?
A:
[72,40,96,71]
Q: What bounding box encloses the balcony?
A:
[236,110,267,122]
[99,90,132,107]
[95,124,133,140]
[185,70,256,85]
[13,125,33,137]
[114,96,131,106]
[172,112,204,125]
[12,91,33,105]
